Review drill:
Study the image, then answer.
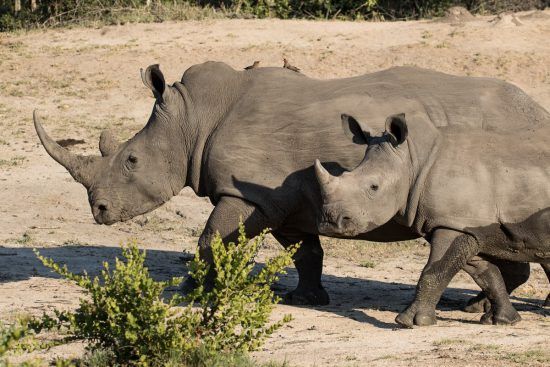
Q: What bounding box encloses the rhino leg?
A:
[542,263,550,307]
[272,230,330,306]
[181,196,281,293]
[396,229,480,328]
[462,258,521,325]
[464,260,530,313]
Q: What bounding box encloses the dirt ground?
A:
[1,8,550,366]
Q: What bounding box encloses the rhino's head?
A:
[315,113,411,237]
[34,65,189,224]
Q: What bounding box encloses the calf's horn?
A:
[314,159,335,196]
[34,110,99,188]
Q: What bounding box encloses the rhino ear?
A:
[384,113,408,147]
[141,64,166,101]
[341,114,372,145]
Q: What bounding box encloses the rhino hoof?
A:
[282,287,330,306]
[414,311,437,326]
[544,294,550,307]
[480,307,521,325]
[395,310,414,328]
[180,276,199,294]
[396,308,436,328]
[463,293,491,313]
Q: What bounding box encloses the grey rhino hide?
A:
[315,112,550,325]
[35,62,550,306]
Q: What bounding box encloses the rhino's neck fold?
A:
[174,68,247,197]
[395,134,441,231]
[173,82,199,193]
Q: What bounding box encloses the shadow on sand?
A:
[0,245,546,328]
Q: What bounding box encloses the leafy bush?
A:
[0,318,30,358]
[0,316,61,367]
[2,224,297,366]
[1,0,547,31]
[0,0,219,31]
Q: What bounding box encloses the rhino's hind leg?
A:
[463,258,521,325]
[272,230,330,306]
[464,260,530,313]
[396,229,480,328]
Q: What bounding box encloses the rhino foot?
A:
[395,306,436,328]
[544,294,550,307]
[480,306,521,325]
[180,276,215,294]
[180,276,199,294]
[282,286,330,306]
[463,292,492,313]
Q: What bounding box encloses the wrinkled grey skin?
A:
[315,113,550,327]
[34,62,550,307]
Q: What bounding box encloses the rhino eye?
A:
[370,184,379,191]
[126,155,138,169]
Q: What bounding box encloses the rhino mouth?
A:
[317,220,360,237]
[94,211,141,225]
[92,200,166,225]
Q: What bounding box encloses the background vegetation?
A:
[0,0,548,31]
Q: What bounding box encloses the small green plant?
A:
[501,349,550,364]
[0,318,29,357]
[359,260,376,268]
[6,223,298,366]
[0,315,61,366]
[0,157,26,168]
[15,232,32,245]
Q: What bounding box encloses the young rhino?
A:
[314,113,550,328]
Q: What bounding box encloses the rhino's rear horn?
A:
[99,130,120,157]
[34,110,100,188]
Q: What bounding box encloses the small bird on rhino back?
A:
[283,58,300,72]
[244,61,260,70]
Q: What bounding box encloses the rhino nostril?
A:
[98,204,108,212]
[337,215,352,229]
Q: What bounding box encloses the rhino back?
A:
[417,128,550,238]
[379,66,549,130]
[191,65,549,223]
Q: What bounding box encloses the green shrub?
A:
[35,244,190,365]
[0,316,60,367]
[186,225,297,354]
[1,0,546,30]
[0,223,297,366]
[0,318,29,357]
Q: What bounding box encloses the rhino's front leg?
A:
[396,229,480,328]
[181,196,281,292]
[272,230,329,306]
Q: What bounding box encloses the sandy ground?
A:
[1,9,550,366]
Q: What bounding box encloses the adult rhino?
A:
[34,62,550,307]
[314,113,550,326]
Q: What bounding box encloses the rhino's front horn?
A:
[99,130,120,157]
[314,159,335,195]
[34,110,100,188]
